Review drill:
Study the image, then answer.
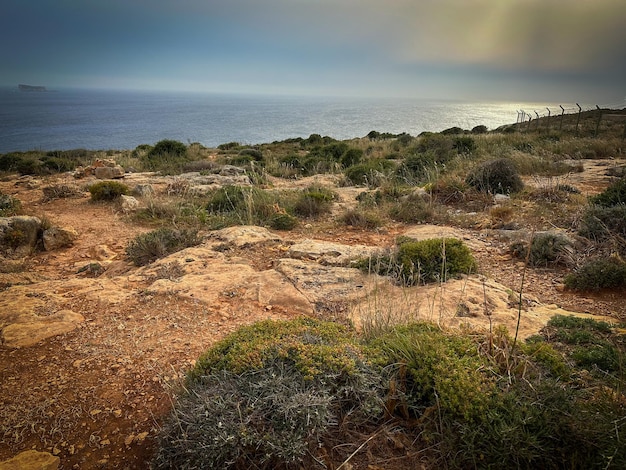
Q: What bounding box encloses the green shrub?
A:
[340,148,363,167]
[344,159,395,186]
[361,238,476,286]
[148,139,187,158]
[268,212,298,230]
[126,227,201,266]
[237,147,263,161]
[466,158,524,194]
[396,238,477,285]
[564,257,626,291]
[293,185,335,218]
[452,136,476,154]
[388,193,434,224]
[206,185,248,213]
[589,177,626,207]
[338,209,382,229]
[155,318,382,470]
[510,232,574,267]
[578,205,626,243]
[371,323,493,421]
[88,181,129,201]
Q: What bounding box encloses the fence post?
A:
[534,111,540,131]
[546,107,551,131]
[559,105,565,131]
[575,103,582,135]
[594,105,602,137]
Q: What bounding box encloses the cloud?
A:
[1,0,624,100]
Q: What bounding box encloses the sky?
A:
[1,0,625,103]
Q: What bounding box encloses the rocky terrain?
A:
[1,155,625,469]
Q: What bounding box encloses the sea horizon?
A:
[0,86,583,154]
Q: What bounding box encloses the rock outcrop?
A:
[0,450,59,470]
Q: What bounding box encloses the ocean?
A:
[0,87,535,153]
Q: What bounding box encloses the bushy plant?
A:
[268,212,298,230]
[564,257,626,291]
[126,227,201,266]
[511,232,574,267]
[578,204,626,244]
[371,323,493,421]
[466,158,524,194]
[388,193,434,224]
[88,181,129,201]
[237,147,263,161]
[396,238,477,285]
[148,139,187,158]
[155,319,383,469]
[206,185,248,213]
[340,148,363,167]
[339,209,382,229]
[589,177,626,207]
[293,185,336,217]
[344,159,394,186]
[361,238,476,286]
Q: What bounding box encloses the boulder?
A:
[42,226,78,251]
[132,184,155,197]
[0,450,59,470]
[120,195,139,213]
[94,165,125,179]
[0,216,42,256]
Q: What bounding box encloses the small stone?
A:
[112,409,122,418]
[90,409,102,416]
[100,439,110,446]
[136,432,149,442]
[124,434,135,446]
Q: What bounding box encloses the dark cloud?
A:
[1,0,623,100]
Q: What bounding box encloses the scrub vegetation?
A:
[2,108,626,469]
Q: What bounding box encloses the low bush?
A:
[339,209,382,229]
[388,193,434,224]
[466,158,524,194]
[511,232,574,267]
[578,205,626,244]
[360,238,476,286]
[88,181,129,201]
[154,319,382,469]
[41,184,84,201]
[268,212,298,230]
[589,177,626,207]
[293,185,336,218]
[344,159,394,186]
[126,227,201,266]
[148,139,187,158]
[564,257,626,291]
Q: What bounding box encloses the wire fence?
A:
[513,99,626,138]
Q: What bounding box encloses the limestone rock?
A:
[288,239,381,267]
[274,258,374,304]
[219,165,246,176]
[0,216,42,256]
[0,450,59,470]
[212,226,282,247]
[94,165,125,179]
[2,309,85,348]
[120,195,139,213]
[132,184,155,197]
[42,226,78,251]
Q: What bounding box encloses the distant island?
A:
[18,84,47,92]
